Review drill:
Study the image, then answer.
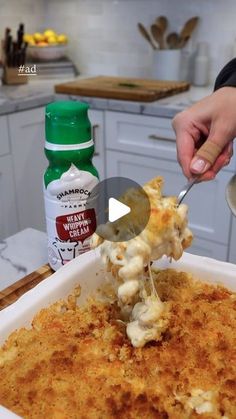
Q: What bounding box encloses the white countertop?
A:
[0,228,48,291]
[0,76,213,118]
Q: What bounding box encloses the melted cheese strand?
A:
[148,262,160,301]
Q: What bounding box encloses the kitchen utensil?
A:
[178,177,198,205]
[166,32,180,49]
[226,174,236,217]
[155,16,168,35]
[55,76,190,102]
[137,22,157,50]
[20,42,27,65]
[17,23,24,49]
[3,24,27,69]
[2,24,28,85]
[4,28,12,67]
[12,41,18,67]
[154,16,168,49]
[178,16,199,48]
[150,24,164,49]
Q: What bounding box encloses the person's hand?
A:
[172,86,236,181]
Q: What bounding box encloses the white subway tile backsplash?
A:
[0,0,44,35]
[74,0,104,15]
[0,0,236,83]
[43,0,236,82]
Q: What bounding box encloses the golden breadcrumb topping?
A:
[0,269,235,419]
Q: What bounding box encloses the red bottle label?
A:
[56,209,97,242]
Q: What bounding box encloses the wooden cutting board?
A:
[0,264,54,310]
[55,76,190,102]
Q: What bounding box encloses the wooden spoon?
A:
[151,24,164,49]
[155,16,168,34]
[137,22,157,50]
[178,16,199,48]
[155,16,168,48]
[166,32,180,49]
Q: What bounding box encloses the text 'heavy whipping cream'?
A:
[44,101,99,270]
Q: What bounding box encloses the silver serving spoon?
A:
[226,174,236,216]
[178,174,236,214]
[177,177,198,205]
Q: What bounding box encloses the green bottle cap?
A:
[45,101,91,146]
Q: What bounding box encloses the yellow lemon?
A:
[28,39,36,46]
[44,29,56,39]
[47,36,58,45]
[23,33,33,43]
[57,34,68,44]
[34,32,45,42]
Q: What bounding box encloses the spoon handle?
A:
[178,178,198,205]
[137,23,157,50]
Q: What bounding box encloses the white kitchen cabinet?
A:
[0,115,10,157]
[105,111,177,161]
[0,115,18,239]
[0,155,18,239]
[8,107,47,232]
[186,238,228,262]
[106,149,232,260]
[88,109,105,180]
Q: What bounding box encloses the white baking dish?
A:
[1,250,236,418]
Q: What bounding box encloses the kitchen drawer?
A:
[105,111,177,160]
[105,111,236,172]
[9,108,47,232]
[0,155,18,239]
[0,116,10,156]
[106,150,232,246]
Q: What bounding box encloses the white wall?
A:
[1,0,236,83]
[0,0,44,36]
[43,0,236,83]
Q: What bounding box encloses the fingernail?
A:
[191,158,210,173]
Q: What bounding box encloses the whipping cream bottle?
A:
[44,101,99,271]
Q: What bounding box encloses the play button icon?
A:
[108,198,131,222]
[86,176,151,242]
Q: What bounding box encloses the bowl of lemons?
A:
[25,29,68,61]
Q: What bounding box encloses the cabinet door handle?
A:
[148,134,174,142]
[92,124,99,156]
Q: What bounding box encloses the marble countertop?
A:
[0,228,48,291]
[0,79,56,115]
[0,76,213,118]
[61,85,213,118]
